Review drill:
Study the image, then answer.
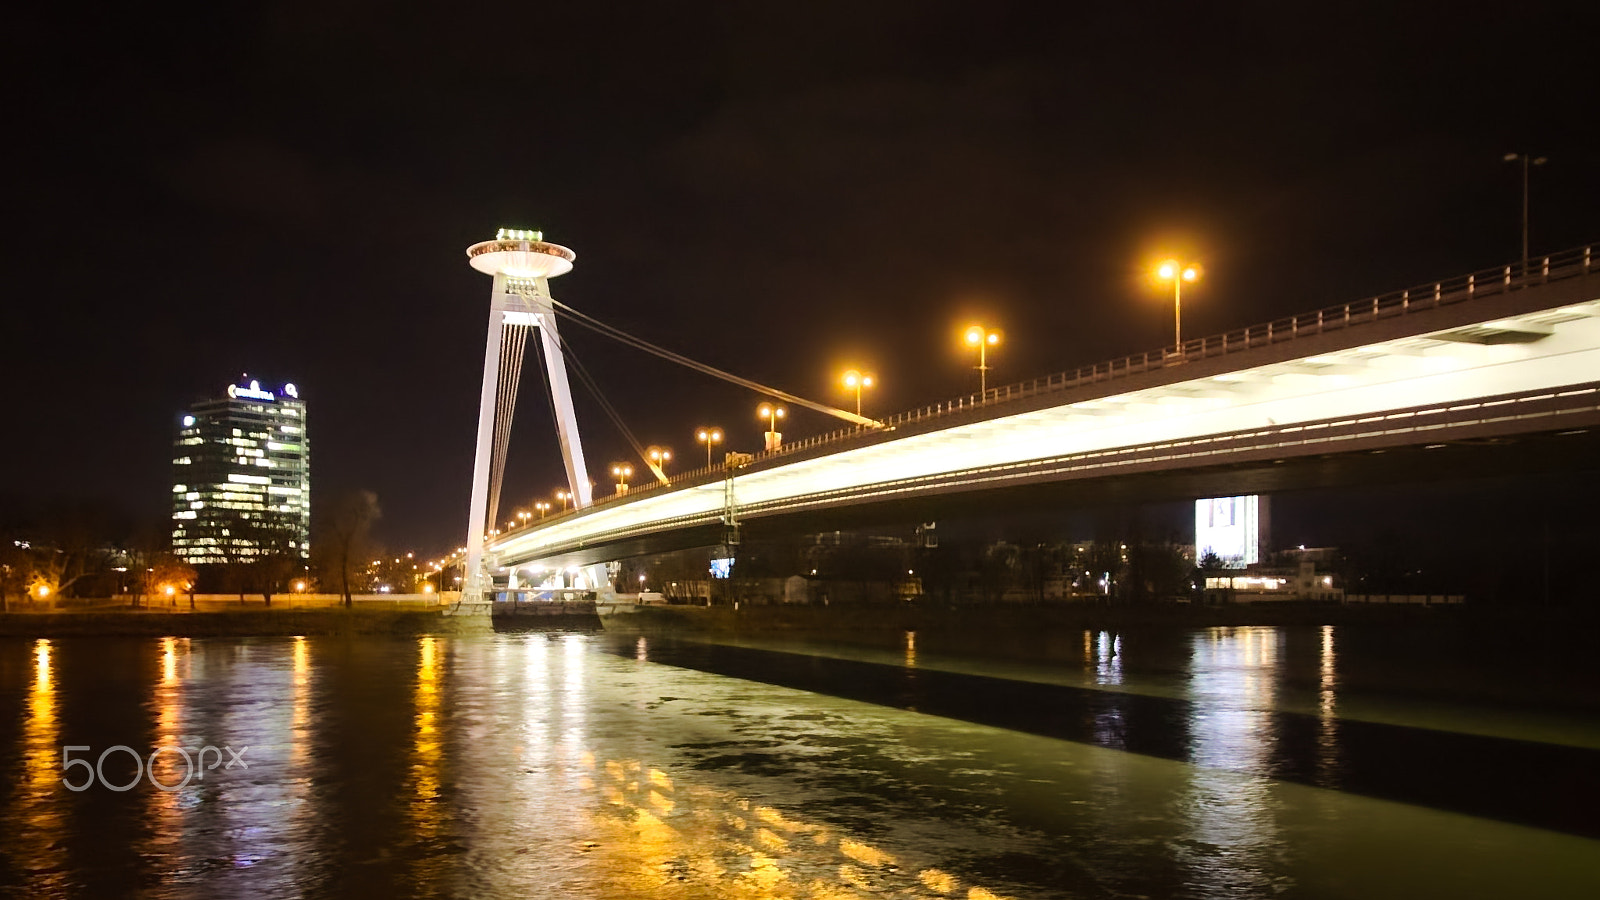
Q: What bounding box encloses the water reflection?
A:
[1318,624,1340,778]
[142,636,192,873]
[3,631,1594,899]
[580,748,1018,898]
[19,639,66,886]
[1090,630,1125,745]
[408,635,445,880]
[1180,627,1281,896]
[1094,630,1122,685]
[291,636,310,768]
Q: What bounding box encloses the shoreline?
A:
[1,601,1592,640]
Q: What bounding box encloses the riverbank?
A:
[0,608,464,638]
[604,600,1600,652]
[610,600,1475,634]
[5,600,1591,642]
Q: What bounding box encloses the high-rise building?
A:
[171,378,310,565]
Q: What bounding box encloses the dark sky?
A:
[5,1,1598,553]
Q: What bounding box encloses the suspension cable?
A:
[487,322,529,532]
[548,299,881,428]
[555,333,666,484]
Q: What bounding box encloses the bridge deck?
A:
[494,247,1600,568]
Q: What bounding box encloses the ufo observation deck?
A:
[467,230,576,279]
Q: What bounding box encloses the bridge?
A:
[459,241,1600,599]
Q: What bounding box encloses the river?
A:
[0,624,1595,898]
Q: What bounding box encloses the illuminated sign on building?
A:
[1195,495,1268,568]
[227,380,276,401]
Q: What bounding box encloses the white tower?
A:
[460,229,593,604]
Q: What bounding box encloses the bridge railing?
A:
[514,244,1596,523]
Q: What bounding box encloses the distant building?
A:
[1195,494,1270,568]
[171,378,310,565]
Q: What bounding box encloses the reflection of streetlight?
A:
[757,403,786,451]
[1504,152,1548,270]
[696,427,723,467]
[555,489,570,512]
[1156,259,1202,350]
[964,325,1000,393]
[611,463,634,494]
[841,369,875,417]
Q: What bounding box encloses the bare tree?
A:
[316,490,381,608]
[0,540,27,612]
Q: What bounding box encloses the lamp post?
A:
[555,489,570,512]
[648,446,673,475]
[757,403,786,451]
[1504,152,1547,271]
[696,427,723,467]
[841,369,874,417]
[964,325,1000,394]
[517,510,532,528]
[535,501,551,518]
[1155,260,1202,351]
[611,463,633,494]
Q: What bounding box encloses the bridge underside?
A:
[515,396,1600,569]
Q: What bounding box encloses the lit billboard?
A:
[1195,495,1267,568]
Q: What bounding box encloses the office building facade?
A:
[172,378,310,565]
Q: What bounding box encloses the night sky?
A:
[6,2,1598,553]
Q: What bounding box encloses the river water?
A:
[0,625,1595,898]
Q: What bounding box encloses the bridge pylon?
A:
[455,229,594,613]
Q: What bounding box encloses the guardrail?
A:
[507,243,1596,527]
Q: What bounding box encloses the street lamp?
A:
[964,325,1000,393]
[611,463,634,494]
[757,402,786,451]
[535,501,551,518]
[841,369,875,417]
[517,510,532,527]
[1155,260,1202,351]
[555,489,570,512]
[648,446,673,474]
[696,427,723,467]
[1504,152,1547,271]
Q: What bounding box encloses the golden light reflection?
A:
[162,636,178,686]
[904,630,917,668]
[579,751,1018,899]
[291,636,310,767]
[142,636,192,853]
[22,639,66,881]
[408,635,445,874]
